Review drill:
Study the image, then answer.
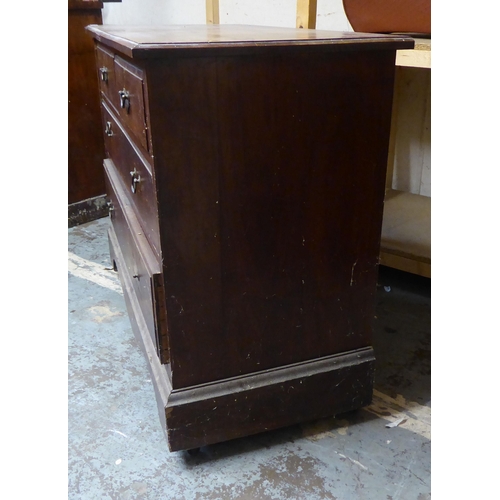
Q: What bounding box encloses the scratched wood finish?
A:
[88,25,413,451]
[68,2,105,205]
[147,49,397,389]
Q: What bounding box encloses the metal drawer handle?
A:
[106,201,115,217]
[99,67,108,83]
[130,168,141,194]
[105,121,113,137]
[118,89,130,112]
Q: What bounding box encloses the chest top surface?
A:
[86,24,414,59]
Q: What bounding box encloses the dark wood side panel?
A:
[215,50,396,376]
[68,5,105,204]
[147,50,395,388]
[145,57,222,389]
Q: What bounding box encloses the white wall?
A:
[316,0,352,31]
[102,0,207,26]
[103,0,353,31]
[219,0,296,27]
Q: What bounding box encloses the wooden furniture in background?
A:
[381,39,431,278]
[68,0,107,225]
[396,37,430,68]
[88,23,413,451]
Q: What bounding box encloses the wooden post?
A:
[296,0,317,29]
[206,0,220,24]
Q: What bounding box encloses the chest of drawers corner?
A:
[87,24,414,452]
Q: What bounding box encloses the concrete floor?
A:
[68,217,430,499]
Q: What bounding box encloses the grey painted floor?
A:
[68,217,430,499]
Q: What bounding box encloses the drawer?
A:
[101,100,160,256]
[95,44,116,102]
[113,55,150,153]
[104,159,169,361]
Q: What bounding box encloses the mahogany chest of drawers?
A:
[87,24,413,452]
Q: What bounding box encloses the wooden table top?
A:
[86,24,415,58]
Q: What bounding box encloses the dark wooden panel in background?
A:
[68,2,105,205]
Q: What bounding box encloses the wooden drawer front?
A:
[95,44,116,102]
[102,101,160,256]
[104,159,165,356]
[113,56,149,153]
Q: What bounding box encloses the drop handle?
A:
[130,168,141,194]
[118,89,130,112]
[106,201,114,217]
[105,121,113,137]
[99,67,108,82]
